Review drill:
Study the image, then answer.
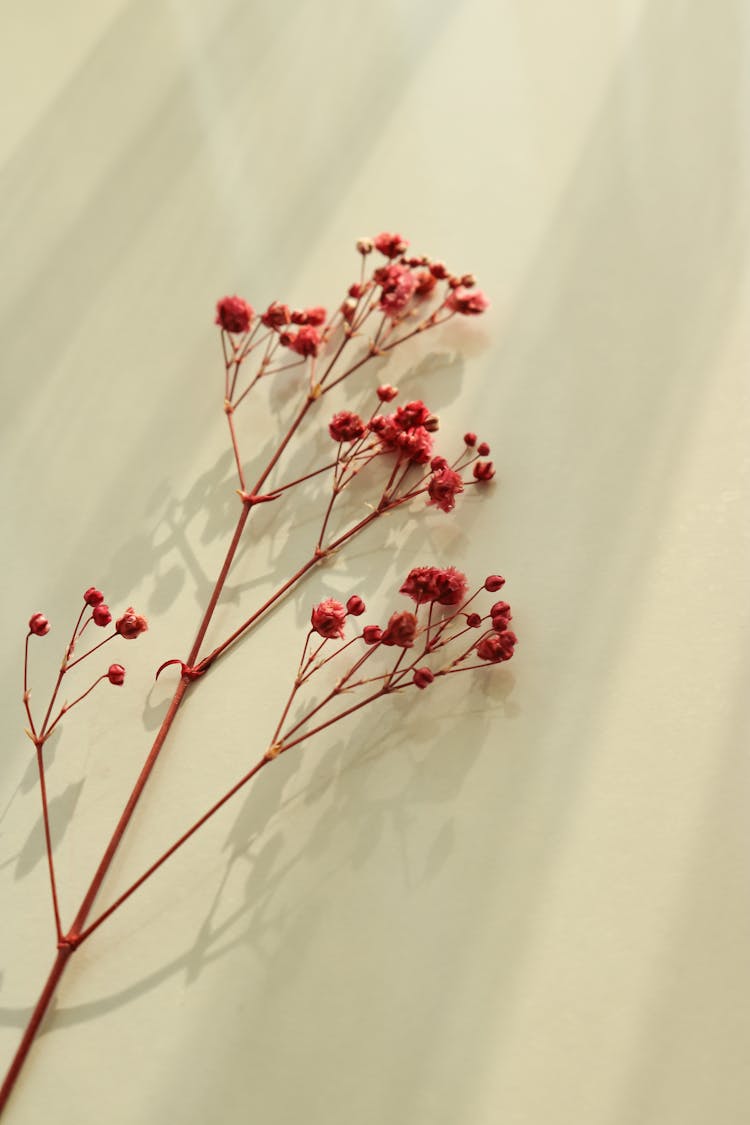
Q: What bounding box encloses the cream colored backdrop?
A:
[1,1,749,1123]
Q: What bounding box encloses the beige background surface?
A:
[2,1,750,1122]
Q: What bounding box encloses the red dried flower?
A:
[477,441,490,456]
[374,231,409,258]
[429,260,449,280]
[346,595,366,616]
[376,263,417,315]
[287,326,321,357]
[115,607,149,640]
[28,613,50,636]
[397,426,433,464]
[446,287,489,316]
[311,598,346,640]
[329,411,366,443]
[414,271,437,299]
[490,600,511,619]
[303,306,327,327]
[261,302,291,329]
[427,467,464,513]
[83,587,104,607]
[463,432,477,447]
[484,575,505,592]
[377,384,398,402]
[400,566,441,604]
[394,400,430,430]
[476,631,517,663]
[473,461,495,481]
[92,604,112,628]
[413,667,434,690]
[381,611,418,648]
[466,613,482,628]
[362,625,383,644]
[107,664,126,686]
[433,566,468,606]
[215,296,254,334]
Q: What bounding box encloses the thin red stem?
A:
[35,744,63,942]
[76,755,269,945]
[0,947,73,1116]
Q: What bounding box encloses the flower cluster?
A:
[24,588,149,748]
[274,570,517,759]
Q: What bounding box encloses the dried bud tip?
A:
[107,664,126,686]
[346,595,366,617]
[116,607,149,640]
[424,413,440,433]
[356,237,374,255]
[93,604,112,627]
[473,461,495,482]
[377,384,398,402]
[362,625,383,645]
[215,295,254,334]
[413,667,434,690]
[484,575,506,592]
[84,587,105,607]
[311,598,347,640]
[29,613,50,637]
[463,432,477,447]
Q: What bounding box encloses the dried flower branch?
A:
[1,234,509,1116]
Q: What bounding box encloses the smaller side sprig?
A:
[266,568,517,760]
[22,588,148,941]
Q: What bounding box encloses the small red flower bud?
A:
[329,411,366,443]
[346,595,366,616]
[288,326,321,357]
[477,441,490,456]
[473,461,495,482]
[490,601,512,620]
[476,630,517,663]
[460,273,477,288]
[429,260,449,280]
[304,306,327,327]
[215,296,254,334]
[93,604,112,627]
[414,270,437,299]
[356,237,374,254]
[362,625,383,645]
[463,432,477,447]
[430,456,448,471]
[29,613,50,636]
[107,663,126,686]
[311,598,346,640]
[466,613,482,628]
[377,384,398,402]
[116,607,148,640]
[348,283,364,298]
[381,611,418,648]
[446,287,490,314]
[83,587,104,606]
[261,302,291,329]
[413,667,434,690]
[374,231,409,258]
[484,575,506,592]
[341,298,358,323]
